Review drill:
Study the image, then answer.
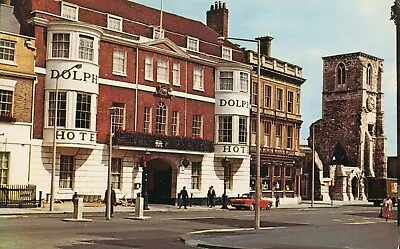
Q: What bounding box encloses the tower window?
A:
[367,64,372,85]
[337,63,346,85]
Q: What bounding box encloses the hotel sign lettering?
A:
[56,130,96,143]
[219,98,250,109]
[51,69,98,84]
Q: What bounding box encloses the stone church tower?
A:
[310,52,387,201]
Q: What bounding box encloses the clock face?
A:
[366,96,375,112]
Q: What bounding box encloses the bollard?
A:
[63,197,92,222]
[125,194,150,220]
[74,198,83,220]
[135,196,144,218]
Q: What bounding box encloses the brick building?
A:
[5,0,255,204]
[0,1,36,187]
[309,52,387,201]
[245,37,306,202]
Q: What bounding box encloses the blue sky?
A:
[136,0,397,156]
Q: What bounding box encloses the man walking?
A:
[207,186,216,207]
[178,186,189,209]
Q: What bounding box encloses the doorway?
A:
[351,177,359,200]
[147,159,173,204]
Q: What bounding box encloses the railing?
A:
[113,131,214,153]
[0,185,37,207]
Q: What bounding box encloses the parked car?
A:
[229,193,273,211]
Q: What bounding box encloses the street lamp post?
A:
[50,63,82,212]
[141,150,151,210]
[106,107,117,220]
[221,157,230,209]
[218,36,261,229]
[311,124,315,208]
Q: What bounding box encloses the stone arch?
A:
[331,142,350,166]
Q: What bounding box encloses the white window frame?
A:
[157,59,169,84]
[218,115,233,143]
[112,50,127,76]
[51,33,70,58]
[155,102,168,135]
[78,35,94,62]
[172,63,180,86]
[191,161,201,190]
[193,67,204,91]
[59,155,74,189]
[264,121,271,147]
[145,56,153,81]
[171,111,179,136]
[61,2,79,21]
[192,114,203,138]
[111,158,122,190]
[187,37,199,52]
[111,103,125,133]
[239,72,249,93]
[0,89,13,117]
[219,71,233,91]
[144,107,152,133]
[153,26,165,39]
[0,152,9,185]
[75,93,91,129]
[238,116,247,144]
[221,46,232,60]
[48,91,67,127]
[0,39,16,64]
[107,14,123,32]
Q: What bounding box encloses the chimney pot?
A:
[256,35,274,57]
[4,0,11,5]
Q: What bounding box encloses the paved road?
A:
[0,205,397,249]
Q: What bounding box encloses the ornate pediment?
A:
[141,38,189,58]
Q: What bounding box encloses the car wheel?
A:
[249,204,255,211]
[266,204,271,210]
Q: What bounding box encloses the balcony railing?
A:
[113,131,214,153]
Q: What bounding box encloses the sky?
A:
[136,0,397,156]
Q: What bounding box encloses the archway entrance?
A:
[147,159,173,204]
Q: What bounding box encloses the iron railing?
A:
[0,185,37,207]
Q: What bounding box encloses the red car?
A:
[229,193,273,211]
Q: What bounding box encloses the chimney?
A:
[3,0,11,5]
[256,35,274,57]
[206,1,229,37]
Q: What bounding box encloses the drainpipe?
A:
[134,47,139,131]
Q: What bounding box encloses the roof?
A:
[322,52,383,61]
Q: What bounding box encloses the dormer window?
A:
[61,2,78,21]
[187,37,199,52]
[153,26,165,39]
[337,62,346,85]
[222,46,232,60]
[107,15,122,32]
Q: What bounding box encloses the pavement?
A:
[0,199,382,249]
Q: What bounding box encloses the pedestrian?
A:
[72,192,78,205]
[104,185,117,217]
[275,195,280,208]
[381,195,393,221]
[178,186,189,209]
[207,186,216,207]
